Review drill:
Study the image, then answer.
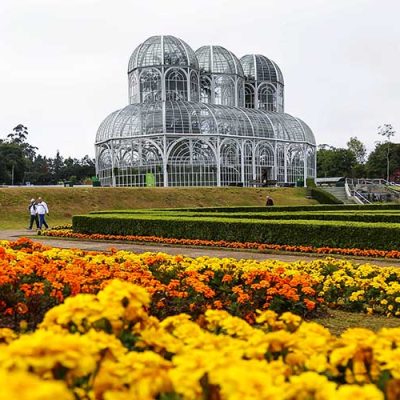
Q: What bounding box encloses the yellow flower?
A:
[286,371,337,399]
[335,384,384,400]
[94,351,173,400]
[209,359,287,400]
[0,328,17,345]
[0,330,99,380]
[0,369,73,400]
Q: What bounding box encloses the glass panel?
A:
[165,68,188,101]
[140,69,162,103]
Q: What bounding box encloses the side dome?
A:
[196,45,244,76]
[240,54,284,84]
[128,35,199,72]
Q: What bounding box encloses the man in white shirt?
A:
[36,197,49,230]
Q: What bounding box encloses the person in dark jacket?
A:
[27,198,39,229]
[265,195,274,206]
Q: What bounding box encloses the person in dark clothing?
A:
[27,198,39,229]
[265,195,274,206]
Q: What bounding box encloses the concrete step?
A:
[320,186,354,204]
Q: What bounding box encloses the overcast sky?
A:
[1,0,399,159]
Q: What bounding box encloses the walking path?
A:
[2,229,400,267]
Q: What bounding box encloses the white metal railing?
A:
[345,178,371,204]
[353,191,371,204]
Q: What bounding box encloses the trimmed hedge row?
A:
[72,213,400,250]
[89,203,400,214]
[174,211,400,223]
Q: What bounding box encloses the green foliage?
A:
[0,142,26,184]
[366,142,400,179]
[73,208,400,251]
[309,187,343,204]
[347,136,367,164]
[90,207,400,223]
[90,203,400,214]
[0,125,96,185]
[317,145,357,178]
[306,177,316,188]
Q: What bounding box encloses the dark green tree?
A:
[49,150,64,183]
[317,145,357,177]
[366,142,400,179]
[0,142,26,184]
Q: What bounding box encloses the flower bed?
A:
[2,238,400,333]
[44,228,400,259]
[0,238,321,329]
[0,279,397,399]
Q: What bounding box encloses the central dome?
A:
[128,35,199,72]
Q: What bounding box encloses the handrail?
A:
[353,191,371,204]
[345,178,371,204]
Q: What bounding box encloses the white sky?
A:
[1,0,399,158]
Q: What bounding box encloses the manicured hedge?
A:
[89,203,400,214]
[72,213,400,250]
[171,211,400,223]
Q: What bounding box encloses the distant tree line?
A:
[317,125,400,181]
[0,124,95,185]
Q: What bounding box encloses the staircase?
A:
[322,186,354,204]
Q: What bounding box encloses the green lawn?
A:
[0,186,316,229]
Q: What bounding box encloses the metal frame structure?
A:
[96,35,316,187]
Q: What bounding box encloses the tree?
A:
[317,145,357,177]
[366,142,400,179]
[347,137,366,164]
[377,124,396,181]
[346,136,367,177]
[7,124,28,144]
[49,150,64,183]
[1,125,96,185]
[0,142,26,184]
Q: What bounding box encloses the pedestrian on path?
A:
[36,197,49,230]
[27,198,39,230]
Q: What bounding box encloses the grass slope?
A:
[0,186,316,229]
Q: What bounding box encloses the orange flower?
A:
[222,274,233,283]
[304,299,316,311]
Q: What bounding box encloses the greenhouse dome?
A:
[241,54,285,112]
[195,45,244,107]
[95,35,316,187]
[241,54,284,84]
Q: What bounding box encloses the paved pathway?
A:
[1,229,400,266]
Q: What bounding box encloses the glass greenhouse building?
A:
[95,35,316,187]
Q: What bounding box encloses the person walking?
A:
[36,197,49,230]
[27,198,39,230]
